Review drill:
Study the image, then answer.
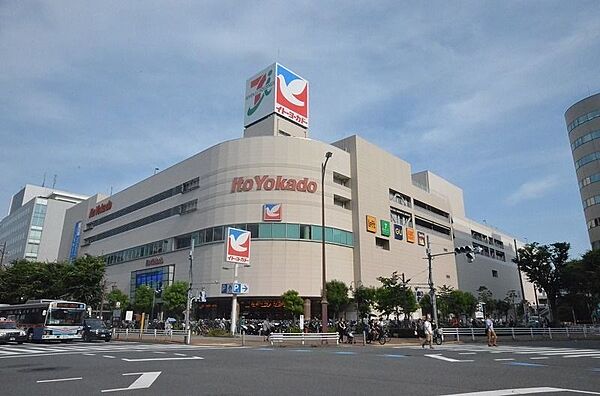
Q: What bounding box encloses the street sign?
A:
[226,227,251,264]
[221,282,248,294]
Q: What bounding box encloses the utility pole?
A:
[514,238,527,323]
[184,240,194,345]
[426,236,439,328]
[230,263,239,336]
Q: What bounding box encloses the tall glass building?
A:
[566,93,600,250]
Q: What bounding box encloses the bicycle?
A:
[433,328,444,345]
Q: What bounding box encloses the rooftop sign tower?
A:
[243,63,309,139]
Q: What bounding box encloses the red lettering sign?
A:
[89,200,113,218]
[230,176,317,194]
[145,257,164,267]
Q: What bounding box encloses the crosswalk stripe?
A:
[0,350,19,355]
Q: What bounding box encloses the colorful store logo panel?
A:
[394,224,403,240]
[366,215,377,233]
[275,64,309,127]
[380,220,390,237]
[263,203,282,221]
[244,64,276,127]
[226,227,251,264]
[406,227,415,243]
[417,231,426,246]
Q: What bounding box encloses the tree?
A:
[515,242,570,325]
[133,285,154,314]
[477,286,496,315]
[352,285,376,320]
[63,255,106,307]
[162,281,189,318]
[445,290,477,318]
[107,288,129,311]
[326,280,350,319]
[281,290,304,320]
[436,285,455,322]
[563,249,600,322]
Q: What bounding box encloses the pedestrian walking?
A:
[485,315,497,346]
[422,316,434,349]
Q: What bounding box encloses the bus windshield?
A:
[46,309,84,326]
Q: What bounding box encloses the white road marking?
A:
[441,387,600,396]
[173,353,187,356]
[101,372,161,393]
[425,354,474,363]
[563,353,600,359]
[121,356,204,362]
[83,353,96,356]
[493,358,514,361]
[103,355,116,359]
[529,357,548,360]
[153,351,167,354]
[0,350,19,355]
[37,377,82,383]
[459,352,477,355]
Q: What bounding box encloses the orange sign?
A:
[406,227,415,243]
[366,215,377,233]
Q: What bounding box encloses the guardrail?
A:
[440,326,600,342]
[113,328,190,342]
[269,332,339,346]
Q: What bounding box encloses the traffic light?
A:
[455,245,476,263]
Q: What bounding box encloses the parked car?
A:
[82,318,112,342]
[0,320,27,344]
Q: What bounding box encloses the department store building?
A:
[58,64,537,319]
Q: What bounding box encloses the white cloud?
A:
[506,176,562,205]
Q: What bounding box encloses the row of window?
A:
[583,195,600,209]
[579,172,600,189]
[333,172,350,187]
[471,231,504,249]
[389,189,411,208]
[84,199,197,244]
[104,222,354,267]
[390,207,413,228]
[571,128,600,151]
[575,151,600,170]
[31,203,47,228]
[415,217,451,237]
[414,199,450,220]
[587,217,600,230]
[87,177,199,229]
[472,242,506,261]
[568,108,600,133]
[130,265,174,300]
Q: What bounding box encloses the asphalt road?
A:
[1,340,599,395]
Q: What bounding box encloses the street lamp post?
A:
[321,151,333,333]
[184,240,194,344]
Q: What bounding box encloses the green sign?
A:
[380,220,390,237]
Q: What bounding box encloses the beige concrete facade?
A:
[58,116,532,318]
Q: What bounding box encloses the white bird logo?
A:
[277,75,306,106]
[229,231,249,253]
[265,204,281,218]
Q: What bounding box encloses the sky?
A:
[1,1,599,257]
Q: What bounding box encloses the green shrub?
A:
[286,326,302,333]
[207,328,230,337]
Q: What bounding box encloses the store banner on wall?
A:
[263,203,282,221]
[394,224,403,240]
[68,221,82,263]
[275,64,309,127]
[244,64,276,127]
[406,227,416,243]
[226,227,251,264]
[366,215,377,233]
[417,231,426,246]
[380,220,390,237]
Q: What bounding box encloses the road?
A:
[0,340,599,395]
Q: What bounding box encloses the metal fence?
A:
[440,325,600,342]
[113,328,190,342]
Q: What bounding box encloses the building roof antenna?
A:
[52,174,57,189]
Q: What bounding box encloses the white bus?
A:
[0,299,86,342]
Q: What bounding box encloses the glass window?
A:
[325,227,334,242]
[300,225,311,239]
[286,224,300,239]
[346,232,353,246]
[197,229,205,244]
[259,223,272,238]
[29,229,42,240]
[213,226,224,241]
[205,228,214,243]
[272,224,286,238]
[247,223,259,239]
[311,225,323,241]
[333,228,344,244]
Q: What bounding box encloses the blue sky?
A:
[1,2,599,257]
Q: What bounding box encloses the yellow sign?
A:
[406,227,415,243]
[366,215,377,233]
